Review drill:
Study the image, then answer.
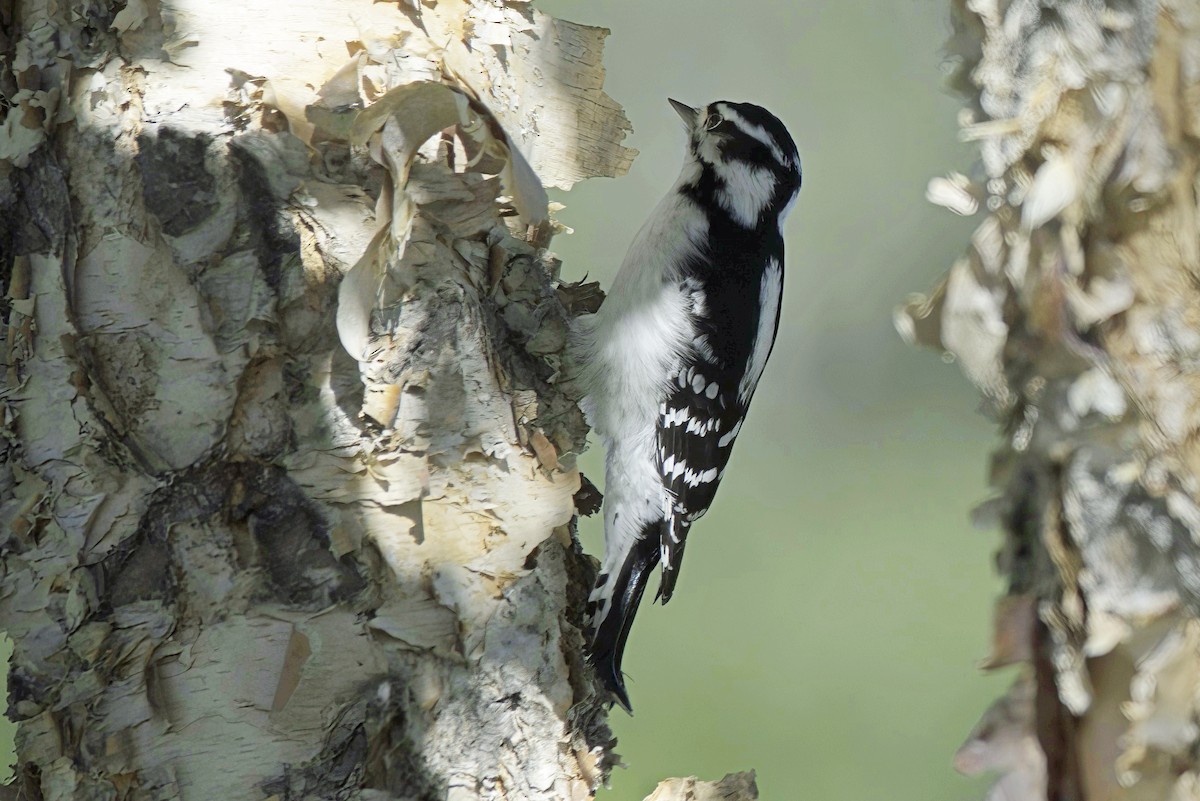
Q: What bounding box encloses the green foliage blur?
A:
[537,0,1008,798]
[0,1,1009,796]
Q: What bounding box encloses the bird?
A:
[573,98,801,711]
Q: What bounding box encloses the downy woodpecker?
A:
[575,99,801,711]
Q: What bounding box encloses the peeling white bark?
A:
[901,1,1200,798]
[1,0,645,798]
[642,772,759,801]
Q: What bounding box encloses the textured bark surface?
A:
[900,1,1200,799]
[642,772,758,801]
[0,0,647,798]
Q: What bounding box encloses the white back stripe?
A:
[738,258,782,403]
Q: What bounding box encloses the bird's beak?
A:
[668,98,697,129]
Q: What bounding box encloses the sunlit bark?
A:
[0,1,647,797]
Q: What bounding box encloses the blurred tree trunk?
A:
[0,0,650,798]
[900,1,1200,799]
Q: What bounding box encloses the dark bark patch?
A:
[1034,617,1082,801]
[362,694,442,801]
[12,150,72,258]
[103,468,224,608]
[263,693,442,801]
[103,461,365,615]
[9,762,43,801]
[572,473,602,517]
[107,540,174,607]
[135,128,219,237]
[228,135,303,291]
[227,462,366,607]
[262,700,370,800]
[6,668,53,720]
[1001,463,1041,596]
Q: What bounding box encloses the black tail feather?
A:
[587,523,662,712]
[656,537,687,604]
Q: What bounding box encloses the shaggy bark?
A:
[900,1,1200,799]
[642,772,759,801]
[0,0,716,798]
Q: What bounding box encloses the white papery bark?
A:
[901,2,1200,799]
[0,0,665,798]
[642,772,759,801]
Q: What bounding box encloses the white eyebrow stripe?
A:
[716,104,786,165]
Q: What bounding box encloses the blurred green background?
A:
[1,0,1008,796]
[538,0,1008,799]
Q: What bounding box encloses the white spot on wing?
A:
[667,458,686,480]
[663,406,690,427]
[718,418,743,448]
[681,467,719,487]
[738,259,782,404]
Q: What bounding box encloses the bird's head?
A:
[670,98,801,229]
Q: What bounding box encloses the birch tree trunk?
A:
[0,0,682,798]
[900,1,1200,799]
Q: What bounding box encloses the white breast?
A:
[574,176,709,569]
[577,180,709,439]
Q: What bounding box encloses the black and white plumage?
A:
[574,99,801,711]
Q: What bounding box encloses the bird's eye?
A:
[704,113,723,131]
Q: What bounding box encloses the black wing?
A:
[655,262,783,602]
[656,357,744,603]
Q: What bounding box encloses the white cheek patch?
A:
[714,161,777,228]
